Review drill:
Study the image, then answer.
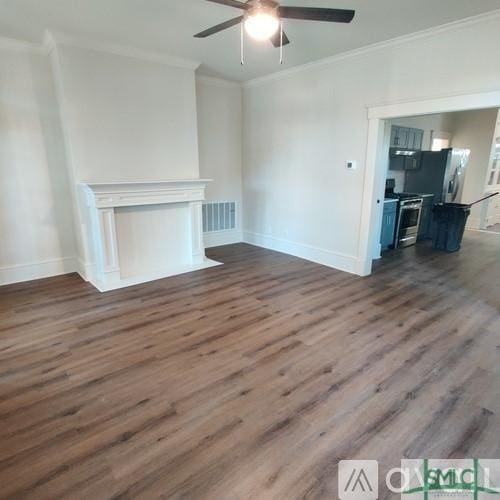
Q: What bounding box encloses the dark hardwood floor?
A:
[0,230,498,499]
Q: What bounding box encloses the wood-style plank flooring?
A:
[486,223,500,234]
[0,231,499,499]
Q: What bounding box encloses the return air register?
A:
[203,202,236,233]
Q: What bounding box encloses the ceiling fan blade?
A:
[278,6,355,23]
[206,0,251,9]
[194,16,243,38]
[270,29,290,48]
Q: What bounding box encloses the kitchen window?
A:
[430,130,452,151]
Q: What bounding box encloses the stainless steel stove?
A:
[385,180,423,248]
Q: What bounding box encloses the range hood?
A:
[389,147,421,171]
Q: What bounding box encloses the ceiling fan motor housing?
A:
[244,1,281,40]
[244,1,279,20]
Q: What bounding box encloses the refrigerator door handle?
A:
[449,169,460,200]
[447,168,458,199]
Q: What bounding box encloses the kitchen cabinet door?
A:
[414,129,424,150]
[407,128,416,150]
[390,126,399,147]
[396,127,409,148]
[380,202,398,250]
[381,212,397,250]
[390,126,424,150]
[404,156,420,170]
[390,126,408,148]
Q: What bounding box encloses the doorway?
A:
[358,90,500,276]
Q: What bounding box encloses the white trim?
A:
[80,179,212,187]
[91,259,221,293]
[368,90,500,119]
[76,258,93,282]
[244,9,500,88]
[80,179,212,209]
[196,75,242,88]
[243,231,359,275]
[81,180,214,291]
[43,30,200,70]
[204,230,243,248]
[357,118,387,277]
[360,90,500,276]
[0,35,45,54]
[0,257,77,286]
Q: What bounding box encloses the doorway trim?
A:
[357,89,500,276]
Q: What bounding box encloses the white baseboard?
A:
[0,257,77,286]
[76,258,94,282]
[204,230,243,248]
[242,231,360,275]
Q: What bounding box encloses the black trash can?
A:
[431,203,471,252]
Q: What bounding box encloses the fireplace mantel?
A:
[81,179,220,292]
[82,179,212,208]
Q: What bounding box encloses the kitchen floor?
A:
[0,232,498,499]
[485,223,500,233]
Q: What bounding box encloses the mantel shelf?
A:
[81,179,212,190]
[81,179,213,209]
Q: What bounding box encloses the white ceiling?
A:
[1,0,500,82]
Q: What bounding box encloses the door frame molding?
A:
[357,89,500,276]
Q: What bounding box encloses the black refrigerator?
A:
[404,148,470,203]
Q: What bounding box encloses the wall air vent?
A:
[203,202,236,233]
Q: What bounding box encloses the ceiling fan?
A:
[194,0,355,49]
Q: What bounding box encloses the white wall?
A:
[452,108,498,226]
[243,14,500,273]
[48,41,202,273]
[196,77,243,247]
[0,48,76,285]
[52,44,200,182]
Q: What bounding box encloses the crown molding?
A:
[244,8,500,88]
[43,29,200,70]
[196,75,242,89]
[0,35,45,54]
[367,88,500,119]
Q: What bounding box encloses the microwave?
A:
[389,148,421,171]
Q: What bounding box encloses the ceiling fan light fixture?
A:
[244,6,280,40]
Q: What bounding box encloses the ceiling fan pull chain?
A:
[240,22,245,65]
[279,21,283,65]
